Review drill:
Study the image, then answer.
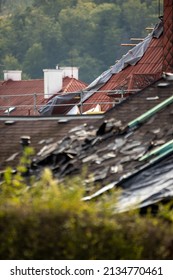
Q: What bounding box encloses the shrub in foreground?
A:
[0,149,173,259]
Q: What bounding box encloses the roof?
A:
[42,77,87,115]
[33,78,173,211]
[83,27,164,112]
[43,21,164,116]
[82,1,173,114]
[0,76,173,211]
[0,115,102,171]
[101,77,173,125]
[0,77,87,116]
[0,79,44,116]
[40,1,173,116]
[61,76,87,93]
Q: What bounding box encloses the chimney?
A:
[163,0,173,72]
[3,70,22,81]
[57,66,79,79]
[43,69,63,99]
[20,135,31,148]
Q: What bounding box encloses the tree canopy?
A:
[0,0,160,83]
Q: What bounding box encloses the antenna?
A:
[70,51,74,78]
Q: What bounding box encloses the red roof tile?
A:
[83,35,164,112]
[39,22,166,116]
[82,1,173,114]
[0,77,87,116]
[0,79,44,116]
[61,77,87,93]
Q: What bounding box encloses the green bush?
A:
[0,148,173,260]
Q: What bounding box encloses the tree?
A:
[59,1,97,52]
[0,0,5,13]
[90,3,122,64]
[23,43,48,78]
[0,0,160,82]
[0,54,21,80]
[121,0,156,37]
[60,49,104,83]
[2,54,20,69]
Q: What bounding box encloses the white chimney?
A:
[3,70,22,81]
[43,69,63,99]
[56,66,79,79]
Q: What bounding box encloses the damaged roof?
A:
[0,115,102,171]
[41,20,163,116]
[0,76,173,211]
[83,0,173,113]
[34,82,173,211]
[42,1,173,116]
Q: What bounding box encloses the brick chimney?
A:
[163,0,173,72]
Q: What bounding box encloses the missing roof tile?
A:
[6,152,19,162]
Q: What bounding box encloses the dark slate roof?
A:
[100,76,173,125]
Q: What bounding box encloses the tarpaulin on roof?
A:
[39,92,80,115]
[84,20,163,100]
[116,153,173,212]
[40,20,163,116]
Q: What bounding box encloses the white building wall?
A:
[3,70,22,81]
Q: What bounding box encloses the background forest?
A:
[0,0,162,83]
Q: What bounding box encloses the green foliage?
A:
[0,0,160,83]
[0,0,33,14]
[1,54,21,71]
[0,148,173,260]
[23,43,48,78]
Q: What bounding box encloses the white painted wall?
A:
[3,70,22,81]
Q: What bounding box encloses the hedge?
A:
[0,148,173,259]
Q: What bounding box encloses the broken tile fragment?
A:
[6,152,19,162]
